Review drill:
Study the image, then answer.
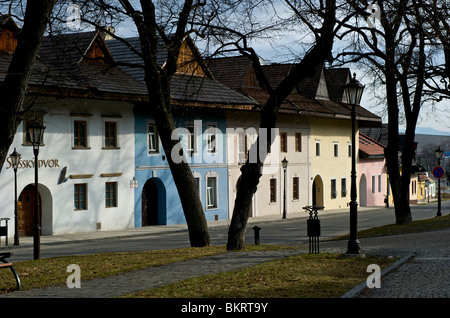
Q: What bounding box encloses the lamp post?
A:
[282,157,288,219]
[435,146,443,217]
[9,148,21,246]
[29,118,46,260]
[344,73,365,255]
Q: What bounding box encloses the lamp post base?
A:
[344,240,364,257]
[346,239,362,255]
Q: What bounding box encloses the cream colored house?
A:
[310,117,354,210]
[208,57,381,217]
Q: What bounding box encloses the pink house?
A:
[358,133,387,207]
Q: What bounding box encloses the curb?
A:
[340,253,416,298]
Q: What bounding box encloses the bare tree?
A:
[335,0,449,224]
[194,0,337,250]
[0,0,57,171]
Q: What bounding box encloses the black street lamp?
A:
[29,118,45,260]
[9,148,21,246]
[435,146,444,217]
[344,73,365,255]
[282,157,288,219]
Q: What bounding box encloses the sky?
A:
[111,2,450,136]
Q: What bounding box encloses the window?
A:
[148,123,159,153]
[105,182,118,208]
[74,120,87,148]
[378,175,382,193]
[238,132,248,163]
[270,178,277,203]
[331,179,337,199]
[293,177,299,200]
[341,178,347,197]
[206,125,217,153]
[280,132,287,153]
[206,176,218,208]
[315,141,321,156]
[348,143,352,157]
[187,123,196,156]
[104,122,117,148]
[295,133,302,152]
[334,142,339,157]
[372,175,376,193]
[74,184,87,210]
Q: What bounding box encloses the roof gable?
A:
[0,15,20,53]
[40,31,114,66]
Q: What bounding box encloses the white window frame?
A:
[206,124,217,154]
[205,171,219,209]
[72,117,90,149]
[147,122,159,154]
[103,120,119,149]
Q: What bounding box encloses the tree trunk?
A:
[227,0,336,250]
[0,0,57,171]
[151,104,210,247]
[133,0,210,247]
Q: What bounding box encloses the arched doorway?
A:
[142,179,158,226]
[359,174,367,207]
[18,184,53,236]
[18,185,41,237]
[141,178,166,226]
[312,175,324,207]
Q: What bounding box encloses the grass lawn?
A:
[333,214,450,240]
[1,215,448,297]
[122,253,396,298]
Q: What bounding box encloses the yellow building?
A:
[310,117,354,210]
[207,58,381,216]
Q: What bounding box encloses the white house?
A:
[0,27,147,240]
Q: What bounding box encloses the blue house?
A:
[106,37,255,226]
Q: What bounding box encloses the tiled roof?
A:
[207,56,381,125]
[359,133,385,158]
[360,124,389,146]
[324,68,351,102]
[37,32,148,97]
[206,56,256,94]
[0,28,150,99]
[106,38,255,106]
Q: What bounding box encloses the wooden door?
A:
[18,185,41,236]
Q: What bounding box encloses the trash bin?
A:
[303,206,323,254]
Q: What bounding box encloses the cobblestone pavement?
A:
[320,228,450,298]
[1,229,448,298]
